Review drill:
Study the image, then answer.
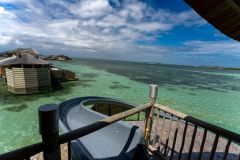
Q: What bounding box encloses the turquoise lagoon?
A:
[0,58,240,153]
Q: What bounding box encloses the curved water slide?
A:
[59,96,149,160]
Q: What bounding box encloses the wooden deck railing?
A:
[146,103,240,160]
[0,84,240,160]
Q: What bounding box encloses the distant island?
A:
[43,55,72,61]
[199,66,240,71]
[0,48,72,62]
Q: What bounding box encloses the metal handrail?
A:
[0,143,43,160]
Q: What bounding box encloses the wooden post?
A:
[38,104,61,160]
[145,84,158,144]
[149,84,158,103]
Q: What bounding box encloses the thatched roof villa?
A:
[0,53,51,94]
[0,48,78,94]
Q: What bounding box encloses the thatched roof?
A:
[0,53,49,66]
[185,0,240,42]
[0,48,39,57]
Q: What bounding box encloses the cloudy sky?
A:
[0,0,240,67]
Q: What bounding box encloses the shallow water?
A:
[0,58,240,153]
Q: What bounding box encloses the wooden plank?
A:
[219,9,239,25]
[178,121,188,160]
[203,1,230,20]
[226,0,240,14]
[158,112,166,152]
[170,117,180,160]
[230,27,240,39]
[224,23,240,35]
[8,67,51,93]
[15,82,37,85]
[5,68,14,88]
[222,139,231,160]
[14,79,38,85]
[208,134,219,160]
[199,129,207,160]
[187,125,197,160]
[152,108,160,146]
[154,104,187,119]
[7,81,14,84]
[185,0,220,14]
[164,114,173,156]
[213,9,238,28]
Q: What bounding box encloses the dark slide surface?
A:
[59,97,148,160]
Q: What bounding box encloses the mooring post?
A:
[145,84,158,144]
[38,104,61,160]
[149,84,158,104]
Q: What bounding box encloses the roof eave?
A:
[184,0,240,42]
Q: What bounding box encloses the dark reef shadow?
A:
[167,88,176,91]
[110,84,130,89]
[2,103,28,112]
[81,73,99,78]
[188,93,196,96]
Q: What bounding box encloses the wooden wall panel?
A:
[5,67,51,94]
[5,68,14,87]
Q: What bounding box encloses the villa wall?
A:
[0,67,6,77]
[50,68,77,81]
[5,67,51,94]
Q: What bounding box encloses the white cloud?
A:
[131,22,172,32]
[0,6,16,18]
[0,35,12,45]
[46,0,112,18]
[0,0,211,58]
[122,2,145,21]
[181,40,240,55]
[0,6,5,13]
[75,0,112,18]
[15,40,23,45]
[173,10,206,26]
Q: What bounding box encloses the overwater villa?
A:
[1,0,240,160]
[0,53,51,94]
[0,51,77,94]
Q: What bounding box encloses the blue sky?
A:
[0,0,240,67]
